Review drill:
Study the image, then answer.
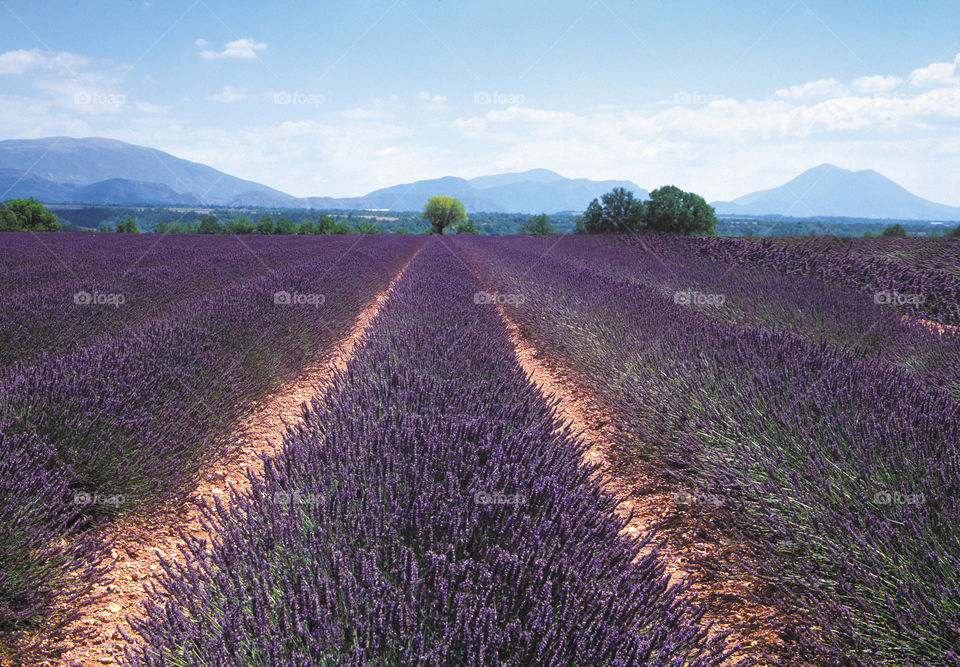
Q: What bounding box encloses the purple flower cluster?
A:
[126,239,728,666]
[0,233,422,654]
[455,234,960,664]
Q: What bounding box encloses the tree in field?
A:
[274,216,297,235]
[881,223,908,237]
[456,218,480,234]
[947,224,960,237]
[229,215,255,234]
[423,195,467,234]
[115,216,140,233]
[316,214,335,234]
[519,213,556,235]
[580,187,643,234]
[256,215,275,234]
[0,198,60,231]
[643,185,717,235]
[198,215,222,234]
[297,220,315,234]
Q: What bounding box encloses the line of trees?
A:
[576,186,718,235]
[150,213,386,235]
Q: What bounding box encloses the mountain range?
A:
[1,137,958,220]
[0,137,644,214]
[711,164,960,221]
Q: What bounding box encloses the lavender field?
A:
[2,232,958,665]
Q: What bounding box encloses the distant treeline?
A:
[14,201,960,237]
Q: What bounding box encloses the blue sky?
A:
[1,0,959,202]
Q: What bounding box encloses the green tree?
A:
[643,185,717,235]
[581,188,643,233]
[456,218,480,234]
[256,215,275,234]
[355,218,384,234]
[116,216,140,233]
[274,216,297,235]
[423,195,467,234]
[154,220,169,234]
[947,224,960,237]
[297,220,315,234]
[316,214,336,234]
[395,227,409,234]
[229,215,254,234]
[331,219,355,234]
[518,213,556,235]
[881,223,908,237]
[0,198,60,231]
[198,215,222,234]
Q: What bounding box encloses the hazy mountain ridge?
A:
[712,164,960,221]
[2,138,958,219]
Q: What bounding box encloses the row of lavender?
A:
[456,236,960,665]
[0,233,339,366]
[126,239,729,666]
[0,234,422,657]
[510,235,960,399]
[682,235,960,326]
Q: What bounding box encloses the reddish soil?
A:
[38,259,414,667]
[497,306,798,666]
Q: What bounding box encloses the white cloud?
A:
[908,52,960,87]
[200,38,267,60]
[417,91,449,111]
[852,74,903,95]
[205,86,246,103]
[0,48,89,75]
[775,78,849,100]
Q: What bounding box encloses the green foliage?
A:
[198,215,223,234]
[297,220,315,234]
[863,230,877,238]
[643,185,717,235]
[256,215,275,234]
[274,216,297,235]
[115,216,140,233]
[395,227,409,234]
[228,215,255,234]
[423,195,467,234]
[0,198,60,231]
[518,213,556,235]
[97,221,112,233]
[355,219,384,234]
[581,188,643,233]
[580,186,716,235]
[945,224,960,237]
[456,218,480,234]
[316,214,336,234]
[881,223,908,237]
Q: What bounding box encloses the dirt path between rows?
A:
[496,306,795,666]
[46,255,416,667]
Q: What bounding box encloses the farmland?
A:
[1,232,958,665]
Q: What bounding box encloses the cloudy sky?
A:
[1,0,958,203]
